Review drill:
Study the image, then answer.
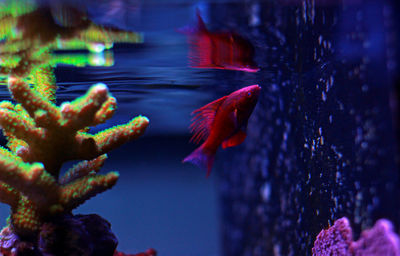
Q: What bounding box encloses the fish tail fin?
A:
[182,145,215,177]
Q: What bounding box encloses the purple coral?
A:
[351,219,400,256]
[312,217,353,255]
[312,217,400,256]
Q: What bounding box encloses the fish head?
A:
[240,84,261,102]
[234,84,261,118]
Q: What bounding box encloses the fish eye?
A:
[247,92,252,97]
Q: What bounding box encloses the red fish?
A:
[113,248,156,256]
[183,11,259,73]
[183,85,261,176]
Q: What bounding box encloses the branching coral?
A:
[0,2,152,255]
[0,76,149,238]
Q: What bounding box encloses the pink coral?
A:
[351,219,400,256]
[313,217,400,256]
[312,217,352,255]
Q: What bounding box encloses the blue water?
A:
[77,137,220,255]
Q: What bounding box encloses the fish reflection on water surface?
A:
[181,10,259,73]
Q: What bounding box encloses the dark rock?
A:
[1,213,117,256]
[76,214,118,256]
[38,214,118,256]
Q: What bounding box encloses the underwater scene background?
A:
[0,0,400,255]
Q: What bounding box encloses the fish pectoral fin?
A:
[189,95,227,144]
[222,130,247,149]
[227,108,239,128]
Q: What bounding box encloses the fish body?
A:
[184,12,259,73]
[183,85,261,176]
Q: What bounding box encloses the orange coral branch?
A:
[60,172,119,212]
[94,116,150,154]
[0,182,19,208]
[30,65,56,103]
[0,153,59,208]
[60,83,110,131]
[59,154,108,185]
[7,77,60,127]
[0,108,44,144]
[94,96,117,125]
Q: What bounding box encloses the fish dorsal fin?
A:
[222,130,247,149]
[196,9,208,32]
[190,96,227,144]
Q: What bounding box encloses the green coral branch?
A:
[6,136,28,154]
[12,196,41,235]
[0,100,15,110]
[49,52,114,67]
[0,153,59,207]
[94,96,117,125]
[74,25,143,46]
[2,104,30,154]
[0,108,45,145]
[0,0,36,19]
[0,182,19,208]
[8,76,60,127]
[94,116,150,153]
[0,15,17,39]
[60,172,119,212]
[30,65,56,103]
[0,145,20,161]
[60,83,111,131]
[59,154,108,185]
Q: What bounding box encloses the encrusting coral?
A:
[312,217,400,256]
[0,74,149,256]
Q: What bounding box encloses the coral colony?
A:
[0,1,154,256]
[0,77,148,236]
[0,77,150,256]
[312,217,400,256]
